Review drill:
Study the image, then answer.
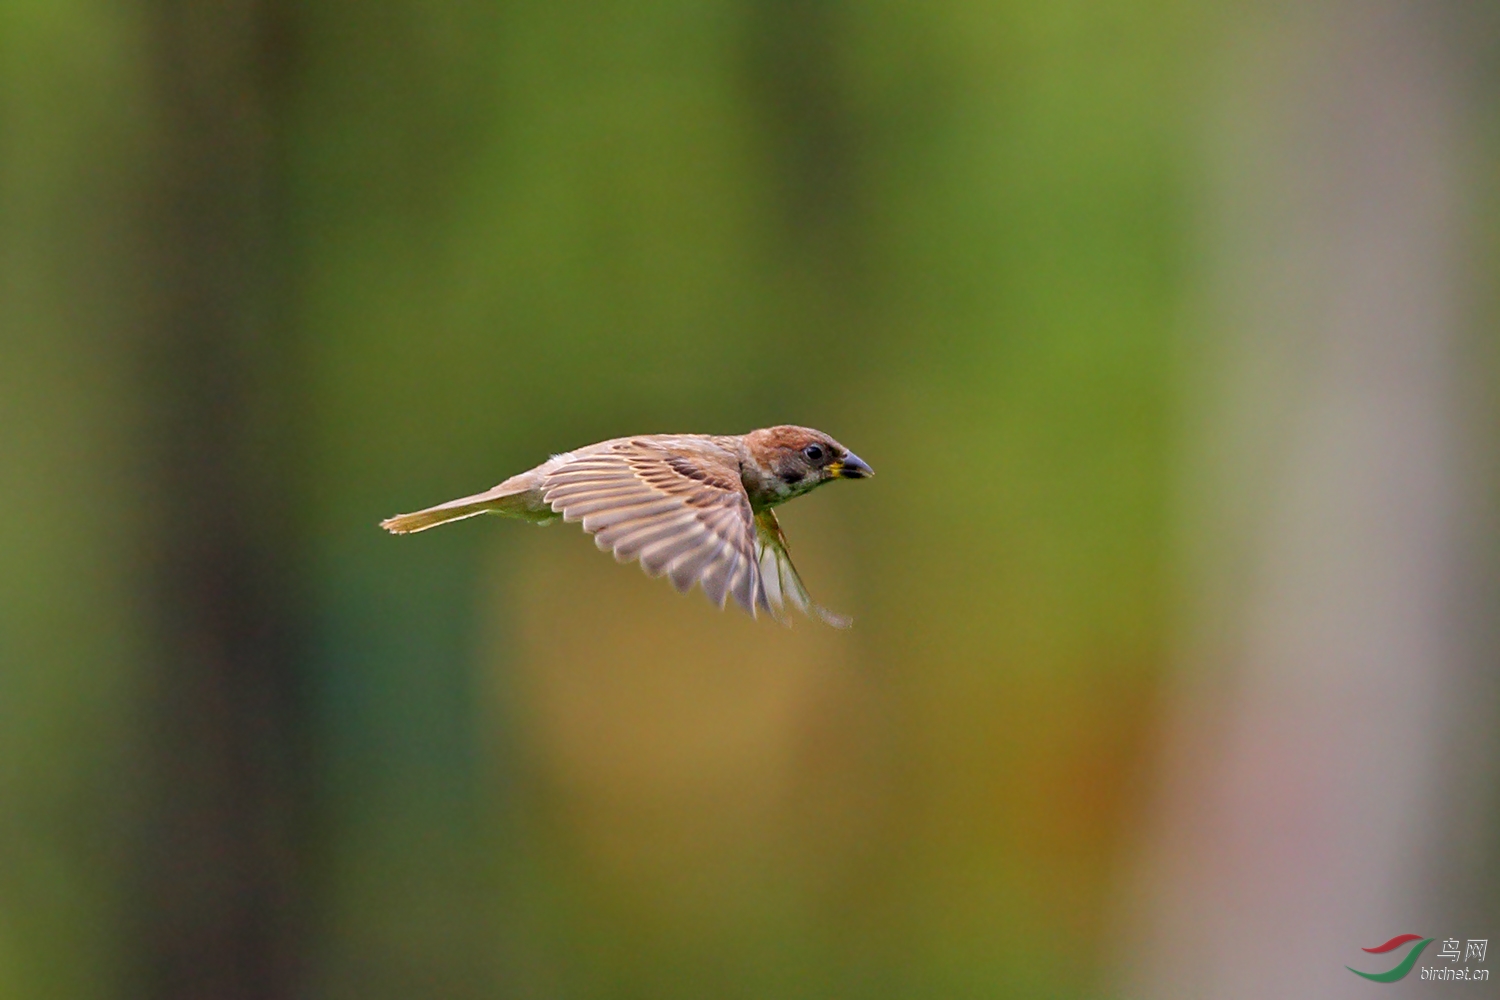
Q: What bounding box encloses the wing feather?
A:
[664,535,724,593]
[753,509,850,628]
[583,498,684,532]
[608,516,700,561]
[699,550,736,608]
[541,441,763,614]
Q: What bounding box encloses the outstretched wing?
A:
[540,440,767,614]
[753,509,851,628]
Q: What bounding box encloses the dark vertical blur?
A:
[134,1,307,997]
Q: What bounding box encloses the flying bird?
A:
[381,426,872,626]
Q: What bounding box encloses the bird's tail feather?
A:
[381,483,539,534]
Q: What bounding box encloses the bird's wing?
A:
[753,509,851,628]
[540,440,768,614]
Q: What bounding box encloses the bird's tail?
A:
[380,479,543,534]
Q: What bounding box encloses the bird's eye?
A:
[803,444,825,464]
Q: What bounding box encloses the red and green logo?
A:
[1348,934,1434,982]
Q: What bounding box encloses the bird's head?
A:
[741,425,873,508]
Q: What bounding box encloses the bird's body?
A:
[381,426,871,625]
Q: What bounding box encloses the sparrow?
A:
[381,426,872,626]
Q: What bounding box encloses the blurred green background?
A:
[4,1,1498,998]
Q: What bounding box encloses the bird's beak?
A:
[831,452,873,479]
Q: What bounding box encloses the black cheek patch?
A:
[780,469,804,485]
